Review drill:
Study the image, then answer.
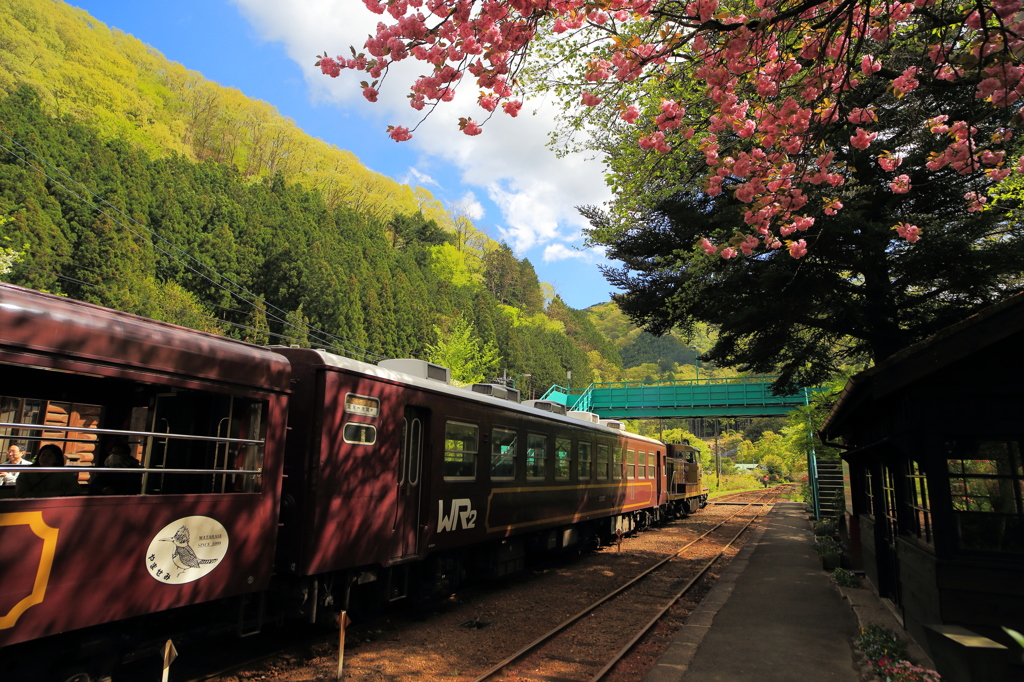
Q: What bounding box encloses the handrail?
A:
[0,421,264,446]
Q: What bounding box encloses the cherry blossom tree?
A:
[318,0,1024,257]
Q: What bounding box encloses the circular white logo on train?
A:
[146,516,229,584]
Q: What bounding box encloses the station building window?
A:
[527,433,547,479]
[906,459,933,546]
[579,441,592,480]
[596,444,609,480]
[443,421,478,480]
[946,439,1024,553]
[555,437,571,479]
[491,428,517,480]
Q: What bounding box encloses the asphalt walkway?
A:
[643,501,862,682]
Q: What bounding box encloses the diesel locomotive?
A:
[0,284,706,679]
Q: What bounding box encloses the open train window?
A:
[555,438,571,480]
[579,441,592,480]
[0,364,268,499]
[491,428,517,480]
[526,433,547,479]
[596,444,609,480]
[443,421,478,480]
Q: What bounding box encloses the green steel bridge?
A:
[540,377,813,420]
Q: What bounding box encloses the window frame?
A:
[490,427,518,481]
[526,432,547,480]
[443,420,479,481]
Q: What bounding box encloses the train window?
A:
[626,449,635,479]
[612,448,622,480]
[555,438,571,480]
[443,421,478,480]
[0,383,268,498]
[596,444,609,480]
[343,423,376,445]
[579,441,592,480]
[648,453,656,478]
[637,451,645,479]
[491,428,517,480]
[526,433,547,479]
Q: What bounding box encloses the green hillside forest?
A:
[0,0,632,394]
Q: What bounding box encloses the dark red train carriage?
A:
[0,284,706,679]
[0,284,290,672]
[272,348,666,615]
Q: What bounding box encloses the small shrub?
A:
[832,567,860,588]
[814,518,838,536]
[857,624,908,665]
[813,535,842,557]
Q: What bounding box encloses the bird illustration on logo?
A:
[160,525,219,576]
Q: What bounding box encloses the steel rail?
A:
[589,489,782,681]
[468,490,777,682]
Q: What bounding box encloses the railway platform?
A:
[643,500,932,682]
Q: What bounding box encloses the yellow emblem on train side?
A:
[0,512,59,629]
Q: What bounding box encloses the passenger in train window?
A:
[1,444,31,485]
[89,443,141,496]
[16,444,83,498]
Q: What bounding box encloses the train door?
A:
[392,406,428,560]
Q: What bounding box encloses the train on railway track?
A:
[0,284,707,680]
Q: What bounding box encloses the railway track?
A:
[180,487,790,682]
[468,488,783,682]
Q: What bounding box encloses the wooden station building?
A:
[820,293,1024,680]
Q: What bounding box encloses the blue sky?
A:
[69,0,622,310]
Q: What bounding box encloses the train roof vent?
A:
[377,359,451,384]
[567,411,600,424]
[523,400,567,416]
[599,419,625,431]
[471,383,521,402]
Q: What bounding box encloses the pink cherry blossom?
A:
[621,105,641,124]
[388,125,413,141]
[700,238,718,255]
[850,128,878,150]
[789,239,808,258]
[889,174,912,193]
[895,222,921,242]
[321,0,1024,257]
[878,155,903,172]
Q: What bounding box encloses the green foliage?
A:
[832,568,861,588]
[857,625,909,667]
[587,63,1024,391]
[813,535,843,558]
[425,316,500,386]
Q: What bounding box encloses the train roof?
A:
[275,347,665,446]
[0,284,291,391]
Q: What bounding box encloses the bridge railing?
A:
[542,376,808,415]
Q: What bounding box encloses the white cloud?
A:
[231,0,614,305]
[543,243,592,262]
[403,166,439,188]
[451,192,485,221]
